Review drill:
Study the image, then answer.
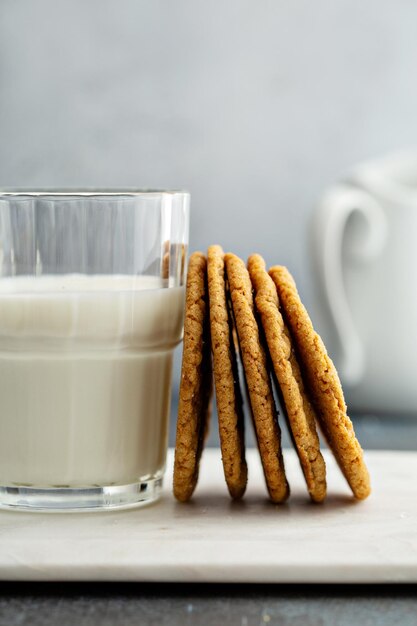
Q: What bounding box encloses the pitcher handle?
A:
[313,184,387,386]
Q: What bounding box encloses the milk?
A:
[0,275,185,488]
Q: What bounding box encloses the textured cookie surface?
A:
[269,265,371,500]
[248,254,326,503]
[173,252,212,502]
[225,253,289,503]
[207,246,247,499]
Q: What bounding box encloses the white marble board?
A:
[0,449,416,583]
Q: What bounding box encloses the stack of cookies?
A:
[173,246,371,504]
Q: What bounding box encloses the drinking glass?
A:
[0,190,189,511]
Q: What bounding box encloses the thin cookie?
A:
[207,245,247,499]
[248,254,326,503]
[225,253,289,503]
[161,242,187,283]
[269,265,371,500]
[173,252,213,502]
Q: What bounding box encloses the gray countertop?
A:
[1,582,417,626]
[0,583,417,626]
[2,412,417,625]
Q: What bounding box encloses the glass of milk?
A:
[0,190,189,511]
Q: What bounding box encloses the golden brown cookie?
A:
[161,242,187,283]
[225,253,289,503]
[161,240,170,279]
[173,252,213,502]
[207,245,247,499]
[269,265,371,500]
[162,251,170,280]
[248,254,326,503]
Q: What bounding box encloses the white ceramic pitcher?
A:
[313,152,417,413]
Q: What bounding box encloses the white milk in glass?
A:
[0,275,184,487]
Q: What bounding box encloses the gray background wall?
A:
[1,0,417,417]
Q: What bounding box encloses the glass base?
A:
[0,476,163,512]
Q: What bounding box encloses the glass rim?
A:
[0,188,189,198]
